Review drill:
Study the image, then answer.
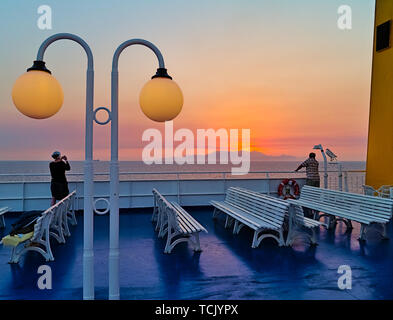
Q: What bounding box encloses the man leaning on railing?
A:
[295,152,321,188]
[295,153,321,218]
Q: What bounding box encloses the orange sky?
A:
[0,0,375,161]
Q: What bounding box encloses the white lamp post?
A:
[109,39,183,300]
[313,144,328,188]
[12,33,96,300]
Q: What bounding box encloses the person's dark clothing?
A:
[50,161,70,200]
[50,161,70,182]
[301,158,320,182]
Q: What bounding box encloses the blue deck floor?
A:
[1,207,393,300]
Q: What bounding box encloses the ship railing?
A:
[0,170,367,212]
[0,169,366,191]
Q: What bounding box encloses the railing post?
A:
[22,182,25,212]
[129,180,132,208]
[344,171,349,192]
[338,164,343,192]
[177,173,180,204]
[266,172,270,195]
[357,175,363,194]
[223,172,227,197]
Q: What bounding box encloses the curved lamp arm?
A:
[112,38,165,71]
[36,33,94,71]
[110,38,166,160]
[35,33,95,300]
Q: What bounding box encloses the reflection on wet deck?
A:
[1,207,393,300]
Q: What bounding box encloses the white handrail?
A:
[0,169,366,177]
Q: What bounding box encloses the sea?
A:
[0,160,366,182]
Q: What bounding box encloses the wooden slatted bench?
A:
[2,191,76,263]
[0,207,11,229]
[211,187,288,247]
[232,187,326,246]
[287,186,393,241]
[152,189,208,254]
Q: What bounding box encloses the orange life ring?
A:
[278,179,300,200]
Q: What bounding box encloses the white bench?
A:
[49,194,75,244]
[287,186,393,241]
[232,187,326,246]
[0,207,11,229]
[6,191,76,263]
[211,187,288,247]
[152,189,207,254]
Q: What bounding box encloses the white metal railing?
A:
[0,169,366,191]
[0,175,306,212]
[0,169,368,212]
[0,170,365,189]
[0,169,364,179]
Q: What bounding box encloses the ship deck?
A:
[1,207,393,300]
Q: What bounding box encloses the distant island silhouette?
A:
[158,151,299,163]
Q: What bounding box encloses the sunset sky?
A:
[0,0,375,161]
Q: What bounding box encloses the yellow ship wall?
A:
[366,0,393,189]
